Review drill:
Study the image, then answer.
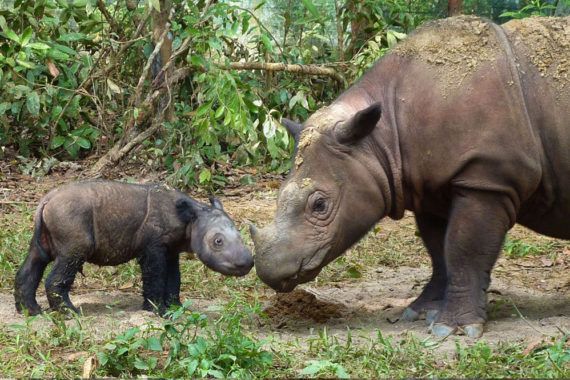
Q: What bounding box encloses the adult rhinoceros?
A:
[250,15,570,338]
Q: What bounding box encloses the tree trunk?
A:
[448,0,462,16]
[151,0,174,123]
[334,0,344,62]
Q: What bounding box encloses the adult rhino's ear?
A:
[334,102,382,145]
[176,198,197,224]
[281,118,304,142]
[209,197,224,211]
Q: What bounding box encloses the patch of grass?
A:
[318,223,428,284]
[0,205,34,290]
[0,298,568,378]
[269,327,569,378]
[503,237,550,258]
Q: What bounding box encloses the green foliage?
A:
[0,204,34,289]
[500,0,558,18]
[0,0,427,186]
[0,0,101,157]
[503,237,549,258]
[95,298,273,378]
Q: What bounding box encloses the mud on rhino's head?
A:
[251,102,388,292]
[177,197,253,276]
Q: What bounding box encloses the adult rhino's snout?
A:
[250,222,301,292]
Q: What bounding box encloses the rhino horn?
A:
[249,222,260,243]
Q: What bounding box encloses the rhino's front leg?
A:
[139,246,167,315]
[403,212,448,325]
[432,189,512,338]
[164,252,181,308]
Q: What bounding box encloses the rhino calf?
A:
[14,180,253,315]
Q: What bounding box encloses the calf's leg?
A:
[164,252,181,308]
[139,245,167,314]
[45,256,84,313]
[14,242,51,315]
[432,189,512,338]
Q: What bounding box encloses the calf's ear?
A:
[176,198,197,224]
[281,118,304,142]
[334,102,382,144]
[209,197,224,210]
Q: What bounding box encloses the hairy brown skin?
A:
[251,16,570,338]
[14,180,253,316]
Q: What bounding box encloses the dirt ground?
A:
[0,162,568,355]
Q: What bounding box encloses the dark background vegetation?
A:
[0,0,568,188]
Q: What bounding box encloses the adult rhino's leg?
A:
[45,256,84,314]
[164,252,181,308]
[432,189,512,339]
[403,212,447,325]
[139,245,167,314]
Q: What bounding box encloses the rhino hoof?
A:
[425,309,439,326]
[402,307,420,321]
[462,324,484,339]
[431,323,457,337]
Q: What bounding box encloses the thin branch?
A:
[96,0,121,36]
[133,22,171,106]
[150,0,215,89]
[235,6,284,58]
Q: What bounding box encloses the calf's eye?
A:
[214,237,223,246]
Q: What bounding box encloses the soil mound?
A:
[262,288,348,327]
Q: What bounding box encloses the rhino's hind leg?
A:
[431,189,511,339]
[403,213,448,325]
[14,243,51,315]
[45,256,84,314]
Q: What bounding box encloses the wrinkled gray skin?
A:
[251,16,570,338]
[14,180,253,316]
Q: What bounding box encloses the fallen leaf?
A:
[540,257,554,267]
[119,282,134,289]
[517,260,536,268]
[522,339,543,356]
[46,57,60,78]
[66,351,88,361]
[83,356,96,378]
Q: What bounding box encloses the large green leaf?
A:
[26,91,40,115]
[50,136,66,149]
[20,27,33,47]
[3,29,20,44]
[76,136,90,149]
[301,0,319,18]
[57,33,88,43]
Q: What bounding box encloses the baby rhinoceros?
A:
[14,180,253,316]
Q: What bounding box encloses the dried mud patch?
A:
[503,15,570,90]
[392,15,500,94]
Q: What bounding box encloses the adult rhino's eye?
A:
[214,237,223,246]
[306,191,334,225]
[313,197,326,213]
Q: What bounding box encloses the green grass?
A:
[0,206,569,378]
[1,299,567,378]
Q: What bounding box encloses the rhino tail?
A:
[14,199,53,315]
